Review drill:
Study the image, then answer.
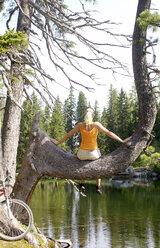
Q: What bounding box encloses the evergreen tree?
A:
[106,85,119,152]
[42,105,51,135]
[93,100,100,122]
[117,88,130,139]
[17,92,43,166]
[107,85,118,131]
[87,102,92,109]
[64,86,76,152]
[128,86,139,135]
[64,98,70,128]
[76,91,88,123]
[50,96,67,150]
[98,108,109,155]
[153,102,160,148]
[76,91,88,145]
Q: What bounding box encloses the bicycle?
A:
[0,171,33,241]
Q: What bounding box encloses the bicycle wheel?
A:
[0,199,33,241]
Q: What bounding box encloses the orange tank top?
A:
[80,127,98,150]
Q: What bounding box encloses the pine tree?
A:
[106,85,119,152]
[76,91,88,123]
[17,92,42,166]
[64,98,70,128]
[76,91,88,145]
[128,86,139,135]
[93,100,100,122]
[117,88,130,139]
[50,96,67,150]
[42,105,51,135]
[153,101,160,148]
[64,86,76,152]
[98,108,109,155]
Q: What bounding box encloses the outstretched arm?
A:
[50,123,80,145]
[95,122,131,143]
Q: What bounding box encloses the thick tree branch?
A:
[12,0,157,207]
[13,112,151,204]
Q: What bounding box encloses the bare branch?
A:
[1,0,133,103]
[1,72,24,111]
[6,6,19,29]
[66,179,87,197]
[23,87,33,105]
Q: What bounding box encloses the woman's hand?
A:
[122,136,132,144]
[50,138,59,145]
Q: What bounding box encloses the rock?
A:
[125,166,134,174]
[112,166,160,181]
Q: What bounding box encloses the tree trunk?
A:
[0,1,41,246]
[132,0,155,131]
[1,66,24,189]
[1,0,32,189]
[13,0,157,206]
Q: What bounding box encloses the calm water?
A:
[30,179,160,248]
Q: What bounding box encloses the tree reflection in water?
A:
[30,180,160,248]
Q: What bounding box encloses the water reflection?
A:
[30,180,160,248]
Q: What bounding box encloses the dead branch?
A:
[1,72,24,111]
[0,0,156,105]
[66,179,87,197]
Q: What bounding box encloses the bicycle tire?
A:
[0,199,33,241]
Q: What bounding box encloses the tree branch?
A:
[1,72,24,111]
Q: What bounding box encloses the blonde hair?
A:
[84,108,94,124]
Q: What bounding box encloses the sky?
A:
[48,0,140,110]
[1,0,160,111]
[60,0,160,111]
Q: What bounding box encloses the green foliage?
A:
[106,85,119,151]
[0,1,4,11]
[63,86,76,152]
[153,102,160,142]
[0,29,28,53]
[107,85,118,132]
[18,83,160,171]
[50,96,67,150]
[133,146,160,172]
[97,85,138,154]
[137,10,160,31]
[98,108,109,154]
[76,91,88,123]
[128,86,139,134]
[117,88,130,139]
[152,162,160,173]
[76,91,88,145]
[17,92,43,167]
[41,105,51,135]
[64,40,77,51]
[93,100,100,122]
[137,153,152,167]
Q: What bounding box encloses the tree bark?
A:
[132,0,155,131]
[1,0,32,188]
[13,0,157,205]
[0,1,40,246]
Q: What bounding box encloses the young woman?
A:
[51,108,131,194]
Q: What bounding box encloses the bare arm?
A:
[50,123,81,145]
[95,122,131,143]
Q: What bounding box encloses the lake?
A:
[30,179,160,248]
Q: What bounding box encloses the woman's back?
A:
[80,124,98,150]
